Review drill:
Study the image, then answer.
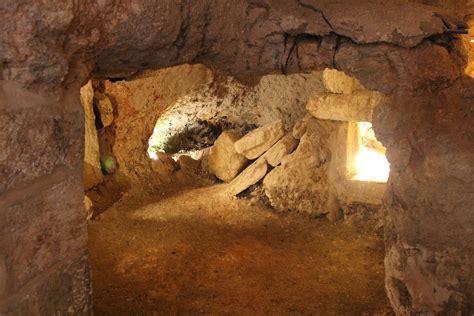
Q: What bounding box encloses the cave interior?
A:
[1,0,474,315]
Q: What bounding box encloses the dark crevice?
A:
[283,35,297,75]
[106,77,126,83]
[391,278,412,308]
[92,98,104,130]
[174,0,191,59]
[427,33,459,52]
[197,1,211,58]
[280,33,289,74]
[332,35,342,68]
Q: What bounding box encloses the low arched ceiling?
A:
[0,0,466,91]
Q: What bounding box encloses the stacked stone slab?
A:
[307,69,380,122]
[210,70,383,219]
[263,70,383,218]
[226,157,269,196]
[208,120,300,196]
[234,120,286,159]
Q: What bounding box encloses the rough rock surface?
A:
[263,118,336,216]
[104,64,324,185]
[234,120,285,160]
[208,131,249,182]
[80,81,103,190]
[322,69,360,94]
[0,0,472,314]
[292,114,313,140]
[147,68,325,153]
[96,93,114,128]
[263,134,299,167]
[150,152,177,183]
[227,157,268,196]
[307,91,381,122]
[84,195,93,220]
[103,64,214,186]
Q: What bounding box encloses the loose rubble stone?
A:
[306,91,381,122]
[208,131,249,182]
[234,120,285,160]
[263,134,299,167]
[322,69,360,94]
[227,157,268,196]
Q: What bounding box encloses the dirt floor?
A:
[88,183,392,315]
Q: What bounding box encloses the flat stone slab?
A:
[227,157,268,196]
[234,120,285,160]
[306,91,380,122]
[263,134,299,167]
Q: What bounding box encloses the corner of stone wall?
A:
[0,81,92,314]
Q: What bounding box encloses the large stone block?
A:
[306,91,381,122]
[234,120,285,160]
[263,134,299,167]
[227,157,268,196]
[322,69,360,94]
[208,131,249,182]
[263,118,337,215]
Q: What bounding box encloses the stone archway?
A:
[1,1,473,314]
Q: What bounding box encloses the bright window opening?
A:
[349,122,390,183]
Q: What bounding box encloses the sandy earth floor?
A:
[88,184,392,315]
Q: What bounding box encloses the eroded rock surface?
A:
[96,93,114,128]
[263,118,336,216]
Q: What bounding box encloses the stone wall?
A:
[0,82,91,314]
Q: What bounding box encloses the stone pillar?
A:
[0,82,91,314]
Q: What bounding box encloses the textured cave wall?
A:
[102,63,325,187]
[0,82,91,314]
[98,64,215,187]
[0,0,473,314]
